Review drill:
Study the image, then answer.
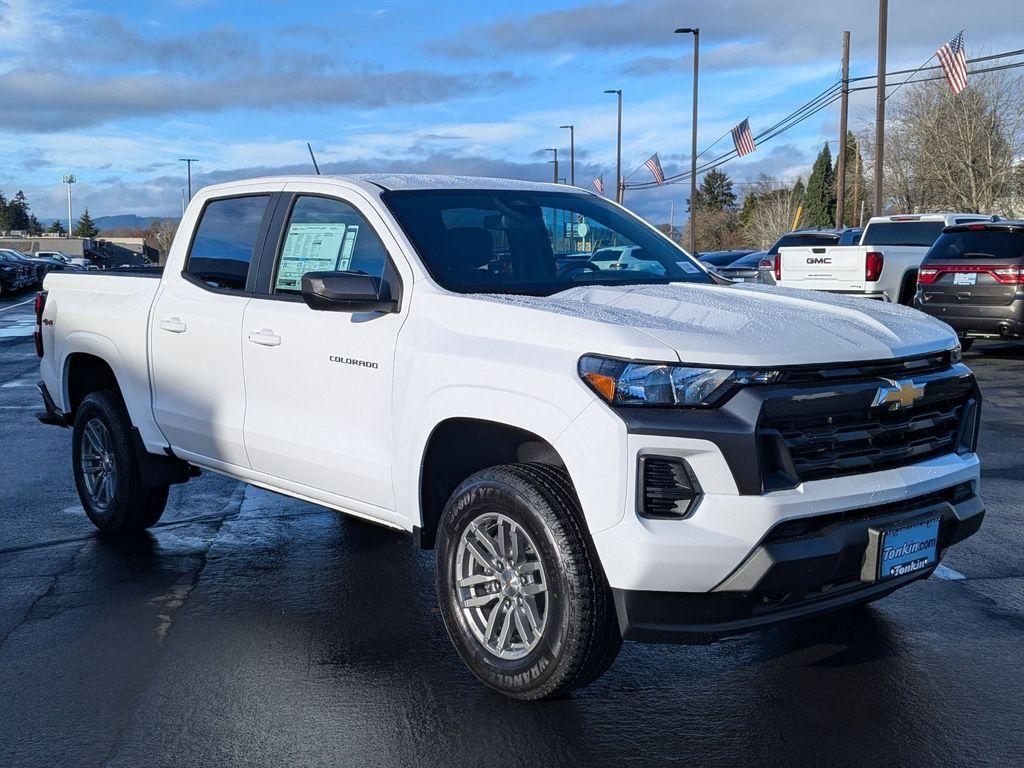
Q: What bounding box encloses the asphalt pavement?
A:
[1,290,1022,768]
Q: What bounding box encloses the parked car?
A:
[0,250,35,296]
[36,250,91,269]
[36,174,984,700]
[915,220,1024,349]
[698,249,755,269]
[0,249,48,287]
[771,214,996,303]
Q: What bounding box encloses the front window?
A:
[382,189,710,296]
[862,221,945,247]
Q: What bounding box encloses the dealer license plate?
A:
[953,272,978,286]
[876,517,940,580]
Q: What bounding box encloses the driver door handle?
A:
[159,317,187,334]
[248,329,281,347]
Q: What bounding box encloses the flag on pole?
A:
[936,31,968,95]
[731,118,756,157]
[644,153,665,185]
[593,176,605,195]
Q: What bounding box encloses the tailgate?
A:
[778,246,866,291]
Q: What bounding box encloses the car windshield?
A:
[862,221,946,247]
[382,189,710,296]
[927,229,1024,261]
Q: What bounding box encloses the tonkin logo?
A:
[872,378,925,409]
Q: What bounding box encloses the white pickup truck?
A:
[35,175,985,700]
[772,213,996,303]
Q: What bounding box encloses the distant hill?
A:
[95,215,164,232]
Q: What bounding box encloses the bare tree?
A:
[741,176,800,249]
[147,219,180,264]
[861,69,1024,215]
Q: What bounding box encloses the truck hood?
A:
[481,282,958,366]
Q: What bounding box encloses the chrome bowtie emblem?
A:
[872,378,926,409]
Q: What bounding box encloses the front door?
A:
[150,192,274,467]
[241,193,408,519]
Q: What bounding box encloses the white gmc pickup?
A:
[773,213,994,303]
[35,175,985,699]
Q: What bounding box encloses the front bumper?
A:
[612,482,983,642]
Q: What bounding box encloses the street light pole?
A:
[559,125,575,186]
[675,27,700,254]
[604,90,622,203]
[179,158,198,200]
[546,148,559,184]
[62,173,76,236]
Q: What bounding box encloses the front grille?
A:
[759,369,974,486]
[782,351,953,385]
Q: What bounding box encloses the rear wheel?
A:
[436,463,621,700]
[72,390,168,534]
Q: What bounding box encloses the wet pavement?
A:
[1,292,1022,767]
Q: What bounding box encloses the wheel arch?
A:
[416,417,569,549]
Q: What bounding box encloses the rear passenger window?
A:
[185,196,269,291]
[273,196,392,294]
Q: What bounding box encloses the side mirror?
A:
[301,271,399,313]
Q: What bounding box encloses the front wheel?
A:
[435,463,621,700]
[72,390,168,534]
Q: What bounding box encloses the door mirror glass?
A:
[300,271,399,313]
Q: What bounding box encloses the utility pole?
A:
[873,0,887,217]
[675,27,700,253]
[836,30,851,229]
[546,148,559,184]
[559,125,575,186]
[669,200,676,240]
[852,148,861,227]
[604,90,622,203]
[181,189,186,216]
[179,158,198,200]
[62,174,76,237]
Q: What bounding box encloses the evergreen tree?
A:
[28,214,43,235]
[47,219,67,235]
[6,190,31,231]
[0,191,8,231]
[74,208,100,238]
[692,169,737,212]
[789,178,807,229]
[805,144,836,228]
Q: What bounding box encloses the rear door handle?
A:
[247,329,281,347]
[159,317,187,334]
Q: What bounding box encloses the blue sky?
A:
[1,0,1019,222]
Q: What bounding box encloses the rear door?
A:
[150,190,279,467]
[779,245,865,289]
[918,227,1024,309]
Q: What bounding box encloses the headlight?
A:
[578,355,781,407]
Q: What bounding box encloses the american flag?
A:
[936,31,968,95]
[644,153,665,185]
[731,118,756,157]
[592,176,605,195]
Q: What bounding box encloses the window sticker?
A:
[675,260,700,273]
[275,222,347,291]
[338,225,359,271]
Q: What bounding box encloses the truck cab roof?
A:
[197,174,577,198]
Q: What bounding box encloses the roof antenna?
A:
[307,142,321,175]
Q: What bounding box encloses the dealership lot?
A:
[1,292,1022,767]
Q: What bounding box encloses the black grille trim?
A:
[637,456,702,519]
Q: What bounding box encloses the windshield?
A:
[767,233,839,255]
[382,189,710,296]
[862,221,946,247]
[927,229,1024,262]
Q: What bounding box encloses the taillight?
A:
[34,290,47,358]
[918,268,940,284]
[773,253,781,281]
[991,266,1024,284]
[865,251,884,282]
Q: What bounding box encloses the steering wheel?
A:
[557,261,601,278]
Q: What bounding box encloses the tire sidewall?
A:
[436,476,576,697]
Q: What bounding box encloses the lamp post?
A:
[675,27,700,253]
[546,148,559,184]
[559,124,575,186]
[62,174,76,236]
[603,89,622,203]
[179,158,198,200]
